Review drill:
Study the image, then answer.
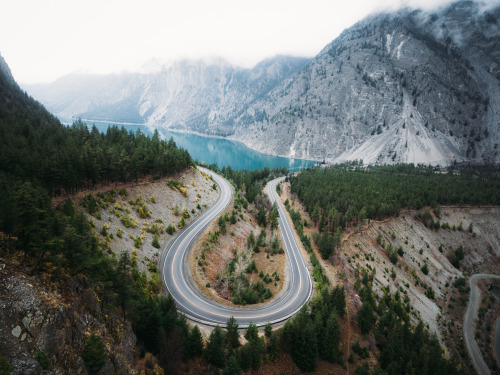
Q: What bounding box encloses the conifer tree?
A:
[186,325,204,358]
[226,316,240,349]
[291,319,317,372]
[222,355,241,375]
[82,333,107,374]
[204,325,226,368]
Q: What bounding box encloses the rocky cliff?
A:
[231,0,500,165]
[22,1,500,165]
[24,56,310,135]
[0,255,137,374]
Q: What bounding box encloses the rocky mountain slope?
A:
[23,0,500,165]
[24,56,310,135]
[0,255,137,374]
[232,0,500,165]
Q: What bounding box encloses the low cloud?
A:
[374,0,500,13]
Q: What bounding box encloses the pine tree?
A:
[244,323,259,342]
[332,286,346,317]
[226,316,240,349]
[268,202,279,230]
[116,251,133,316]
[133,297,161,353]
[81,333,107,374]
[291,319,317,372]
[319,312,341,363]
[204,325,226,368]
[264,322,273,338]
[187,325,204,358]
[258,205,267,227]
[358,300,376,334]
[152,234,160,248]
[62,198,75,217]
[222,355,241,375]
[267,332,280,361]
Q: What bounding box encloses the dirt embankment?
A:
[280,180,500,374]
[73,167,220,278]
[189,197,287,307]
[0,254,152,374]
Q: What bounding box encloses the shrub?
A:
[152,235,160,249]
[421,263,429,275]
[34,350,51,370]
[82,333,107,374]
[0,354,13,375]
[134,236,142,248]
[178,217,185,229]
[148,262,158,273]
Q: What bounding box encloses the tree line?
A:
[288,163,500,259]
[0,71,198,373]
[201,163,288,204]
[0,75,192,196]
[1,120,192,197]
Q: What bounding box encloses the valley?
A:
[2,0,500,374]
[23,1,500,166]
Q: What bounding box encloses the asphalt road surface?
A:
[464,273,500,375]
[160,167,313,327]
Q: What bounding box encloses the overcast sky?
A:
[1,0,495,83]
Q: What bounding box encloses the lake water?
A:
[72,119,318,171]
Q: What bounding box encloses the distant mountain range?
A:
[23,0,500,165]
[23,56,310,136]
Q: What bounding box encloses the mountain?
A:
[23,0,500,165]
[24,56,310,135]
[231,0,500,165]
[0,53,15,85]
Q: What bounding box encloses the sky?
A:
[0,0,494,84]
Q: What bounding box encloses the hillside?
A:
[0,51,201,374]
[23,1,500,166]
[232,0,500,165]
[23,56,310,135]
[279,179,500,374]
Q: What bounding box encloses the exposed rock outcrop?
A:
[0,256,137,374]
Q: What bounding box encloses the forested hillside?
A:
[289,163,500,259]
[0,53,196,373]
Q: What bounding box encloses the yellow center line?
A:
[164,172,311,322]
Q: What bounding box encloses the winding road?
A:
[464,274,500,375]
[160,167,313,327]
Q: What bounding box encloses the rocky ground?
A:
[0,253,141,375]
[0,167,220,375]
[279,180,500,374]
[73,167,219,280]
[189,194,287,307]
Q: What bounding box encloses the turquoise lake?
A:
[77,120,318,171]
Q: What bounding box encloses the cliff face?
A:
[22,1,500,165]
[23,56,310,134]
[0,256,137,374]
[230,1,500,165]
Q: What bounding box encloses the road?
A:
[464,273,500,375]
[160,167,313,327]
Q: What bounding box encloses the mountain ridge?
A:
[229,0,500,165]
[22,0,500,165]
[24,56,311,135]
